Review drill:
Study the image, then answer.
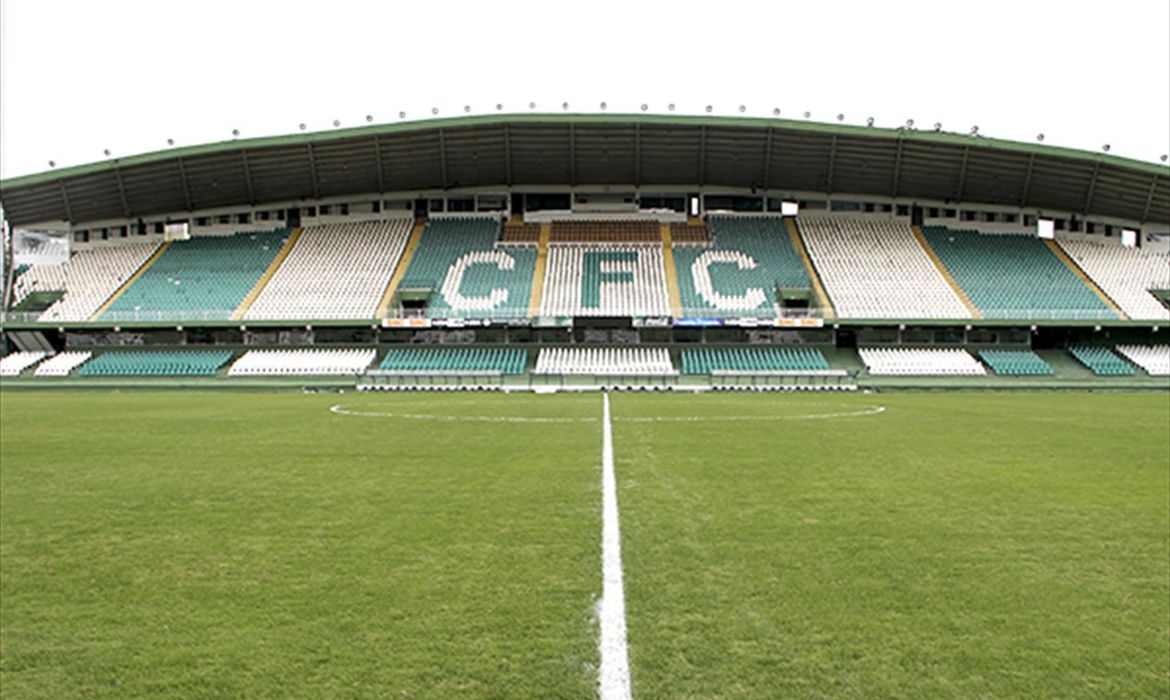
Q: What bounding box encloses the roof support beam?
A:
[1018,153,1036,206]
[698,126,707,188]
[569,124,576,187]
[954,145,970,202]
[1140,176,1159,223]
[373,138,385,193]
[826,134,838,195]
[240,150,255,205]
[503,125,512,187]
[438,128,449,189]
[58,180,74,222]
[176,157,193,212]
[761,128,774,190]
[890,139,904,198]
[634,124,641,187]
[1082,162,1101,215]
[306,144,321,200]
[112,166,130,219]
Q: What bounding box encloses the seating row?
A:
[1114,345,1170,376]
[534,347,676,375]
[977,349,1053,376]
[681,347,831,375]
[79,350,233,376]
[228,349,376,376]
[859,347,986,376]
[1067,345,1135,376]
[1058,240,1170,321]
[11,243,161,322]
[540,245,671,317]
[379,347,527,375]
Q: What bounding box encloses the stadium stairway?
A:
[527,223,552,317]
[231,228,304,320]
[660,223,684,317]
[90,241,173,320]
[377,218,427,318]
[1042,240,1126,319]
[785,218,835,320]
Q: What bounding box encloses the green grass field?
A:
[1,390,1167,698]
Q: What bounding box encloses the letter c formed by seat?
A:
[691,249,766,310]
[442,250,514,311]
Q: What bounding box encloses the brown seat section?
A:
[500,224,542,243]
[549,220,661,243]
[670,223,709,244]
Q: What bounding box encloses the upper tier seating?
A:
[920,228,1115,320]
[499,225,542,245]
[0,351,47,376]
[78,350,233,377]
[1057,240,1170,321]
[669,223,709,245]
[379,347,527,375]
[549,220,660,243]
[1113,345,1170,376]
[681,346,832,375]
[34,351,93,376]
[1067,345,1135,376]
[540,245,671,317]
[672,216,809,318]
[397,218,535,319]
[977,349,1054,376]
[228,348,375,376]
[800,218,971,319]
[10,243,160,322]
[859,347,986,376]
[244,219,412,320]
[534,347,676,375]
[102,230,289,321]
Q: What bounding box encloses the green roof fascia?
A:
[3,113,1167,190]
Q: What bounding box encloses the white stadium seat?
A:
[228,348,376,376]
[859,347,986,376]
[33,351,93,376]
[12,243,161,322]
[540,245,671,317]
[799,218,972,319]
[0,351,48,376]
[1114,345,1170,376]
[1058,240,1170,321]
[534,347,676,375]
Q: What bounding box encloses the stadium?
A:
[1,109,1169,697]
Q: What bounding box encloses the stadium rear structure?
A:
[2,113,1168,391]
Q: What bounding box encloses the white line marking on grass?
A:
[328,404,597,423]
[618,404,887,422]
[599,392,633,700]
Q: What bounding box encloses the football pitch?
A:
[1,390,1167,699]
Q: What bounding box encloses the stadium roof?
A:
[1,114,1167,228]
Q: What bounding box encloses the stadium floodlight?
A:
[970,125,979,135]
[803,111,811,119]
[668,103,676,111]
[299,123,306,131]
[103,149,111,157]
[563,102,570,110]
[399,111,406,119]
[705,105,713,113]
[431,108,439,115]
[167,138,175,146]
[933,122,942,132]
[1161,154,1168,163]
[600,102,607,110]
[463,105,471,113]
[496,104,503,111]
[333,119,341,127]
[642,104,649,111]
[366,114,374,122]
[905,119,914,129]
[232,129,240,137]
[1037,133,1045,142]
[738,105,746,113]
[866,116,874,126]
[773,108,780,116]
[1101,144,1110,152]
[48,160,55,167]
[528,102,536,110]
[836,113,845,122]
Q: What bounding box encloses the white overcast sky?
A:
[1,0,1167,179]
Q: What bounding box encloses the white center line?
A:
[599,392,633,700]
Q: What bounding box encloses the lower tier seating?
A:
[681,347,832,374]
[378,347,527,375]
[34,351,93,376]
[1114,345,1170,376]
[228,349,375,376]
[534,347,676,375]
[859,348,986,376]
[977,349,1054,376]
[1067,345,1135,376]
[0,351,48,376]
[78,350,233,377]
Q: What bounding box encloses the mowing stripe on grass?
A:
[599,392,633,700]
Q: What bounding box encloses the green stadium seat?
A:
[977,349,1054,376]
[78,350,234,377]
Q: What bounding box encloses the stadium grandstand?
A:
[1,113,1168,389]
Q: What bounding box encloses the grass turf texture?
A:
[0,391,1167,698]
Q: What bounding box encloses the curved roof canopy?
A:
[2,114,1167,227]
